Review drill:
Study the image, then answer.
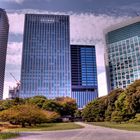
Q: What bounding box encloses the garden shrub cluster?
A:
[0,96,77,127]
[82,80,140,123]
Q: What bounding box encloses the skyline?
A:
[105,17,140,92]
[1,0,140,98]
[0,9,9,100]
[20,14,71,99]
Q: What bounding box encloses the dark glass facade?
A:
[20,14,71,98]
[105,18,140,92]
[0,9,9,100]
[71,45,98,108]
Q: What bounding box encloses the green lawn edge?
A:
[3,123,84,132]
[0,132,19,140]
[87,122,140,131]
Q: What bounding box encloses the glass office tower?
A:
[105,17,140,92]
[71,45,98,108]
[0,9,9,100]
[20,14,71,98]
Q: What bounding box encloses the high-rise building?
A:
[0,9,9,100]
[20,14,71,98]
[105,17,140,92]
[71,45,98,108]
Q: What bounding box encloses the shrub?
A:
[43,111,60,122]
[111,111,123,123]
[0,104,55,127]
[26,96,47,108]
[130,113,140,123]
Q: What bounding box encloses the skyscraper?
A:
[105,17,140,92]
[20,14,71,98]
[0,9,9,100]
[71,45,98,108]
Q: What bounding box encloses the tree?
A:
[105,88,123,121]
[0,98,25,111]
[43,111,60,122]
[0,100,16,111]
[74,110,82,118]
[55,97,77,117]
[131,114,140,123]
[27,96,47,108]
[110,80,140,122]
[82,101,95,122]
[82,79,140,122]
[111,111,123,123]
[0,104,57,127]
[131,87,140,113]
[42,100,62,113]
[82,96,108,122]
[114,80,140,121]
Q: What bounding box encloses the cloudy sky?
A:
[1,0,140,99]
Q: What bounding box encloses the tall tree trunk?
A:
[29,123,31,126]
[22,122,25,127]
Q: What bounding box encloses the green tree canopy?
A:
[0,104,59,127]
[26,96,47,108]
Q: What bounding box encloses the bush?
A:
[55,97,77,117]
[26,96,47,108]
[82,96,108,122]
[130,114,140,123]
[82,80,140,123]
[111,111,123,123]
[0,104,58,127]
[42,100,62,113]
[105,88,123,121]
[43,111,60,122]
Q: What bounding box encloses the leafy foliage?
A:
[111,111,123,123]
[82,96,108,122]
[0,104,59,127]
[42,100,62,113]
[82,79,140,123]
[0,98,25,111]
[55,97,77,117]
[0,104,45,127]
[0,96,77,126]
[105,88,123,121]
[74,110,82,118]
[26,96,47,108]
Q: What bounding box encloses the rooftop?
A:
[104,16,140,34]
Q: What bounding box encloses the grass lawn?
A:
[4,123,84,132]
[0,132,19,139]
[87,122,140,131]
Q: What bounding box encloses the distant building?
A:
[0,9,9,100]
[105,17,140,92]
[71,45,98,108]
[20,14,71,98]
[9,83,20,99]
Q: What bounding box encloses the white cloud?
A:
[4,10,131,99]
[8,13,24,34]
[8,11,130,39]
[6,42,22,65]
[70,13,130,44]
[4,0,24,4]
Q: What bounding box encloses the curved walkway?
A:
[10,122,140,140]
